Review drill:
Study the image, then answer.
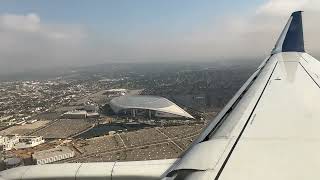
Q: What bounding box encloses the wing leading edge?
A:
[1,11,320,180]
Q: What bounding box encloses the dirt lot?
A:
[0,120,49,136]
[30,119,93,139]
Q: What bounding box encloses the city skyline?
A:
[1,0,320,74]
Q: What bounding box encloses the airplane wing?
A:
[1,11,320,180]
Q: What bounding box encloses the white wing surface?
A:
[164,11,320,180]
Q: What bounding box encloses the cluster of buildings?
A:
[0,135,44,151]
[0,79,105,129]
[104,89,127,97]
[0,115,38,127]
[0,145,75,169]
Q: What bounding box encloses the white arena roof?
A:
[110,96,194,119]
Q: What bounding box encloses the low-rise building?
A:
[62,110,87,119]
[32,146,74,165]
[86,112,99,118]
[62,110,99,119]
[0,135,44,151]
[14,136,45,149]
[15,120,26,126]
[27,119,37,124]
[0,136,19,151]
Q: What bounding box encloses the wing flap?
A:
[0,159,176,180]
[300,53,320,86]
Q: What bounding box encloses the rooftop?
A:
[106,89,127,92]
[32,146,74,160]
[64,110,87,115]
[110,95,194,119]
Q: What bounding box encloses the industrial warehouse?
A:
[109,95,194,119]
[32,146,75,165]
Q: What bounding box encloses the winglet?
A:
[272,11,304,54]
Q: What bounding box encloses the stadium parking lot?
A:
[63,124,205,163]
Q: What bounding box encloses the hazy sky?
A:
[0,0,320,74]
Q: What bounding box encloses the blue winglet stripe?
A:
[282,11,305,52]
